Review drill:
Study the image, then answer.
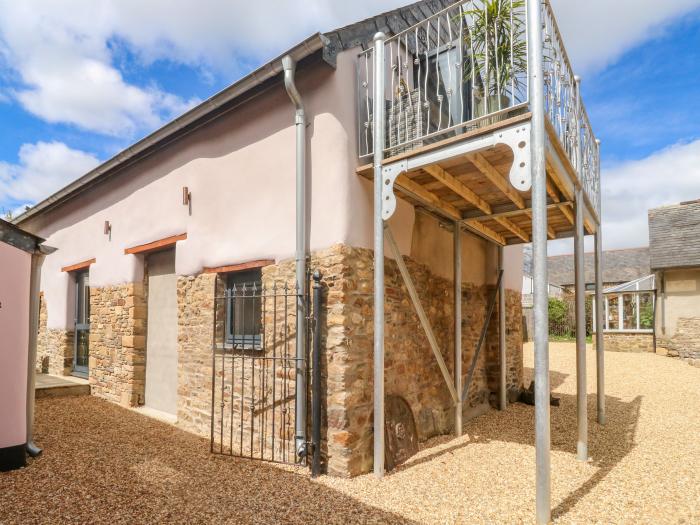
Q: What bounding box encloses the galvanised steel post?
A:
[527,0,552,521]
[498,245,507,411]
[574,185,588,461]
[574,76,588,462]
[454,222,463,436]
[372,32,386,478]
[594,139,606,425]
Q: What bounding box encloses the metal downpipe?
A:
[527,0,552,521]
[282,55,308,460]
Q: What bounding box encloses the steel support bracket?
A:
[495,122,532,192]
[380,160,407,220]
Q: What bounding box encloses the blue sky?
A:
[1,0,699,255]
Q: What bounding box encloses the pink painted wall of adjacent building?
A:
[0,241,30,448]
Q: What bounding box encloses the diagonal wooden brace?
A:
[385,226,459,405]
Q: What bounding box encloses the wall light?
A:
[182,186,191,206]
[103,220,111,235]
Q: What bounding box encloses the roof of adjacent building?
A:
[649,200,700,270]
[545,247,651,286]
[15,0,451,225]
[0,218,45,254]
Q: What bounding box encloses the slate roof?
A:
[648,200,700,270]
[324,0,452,55]
[545,247,650,287]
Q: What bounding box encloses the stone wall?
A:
[46,242,522,478]
[173,243,523,477]
[326,246,522,476]
[658,317,700,364]
[35,292,73,376]
[88,283,147,406]
[176,273,217,435]
[593,332,654,353]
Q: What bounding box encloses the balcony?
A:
[356,0,600,244]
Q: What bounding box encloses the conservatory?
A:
[593,275,656,353]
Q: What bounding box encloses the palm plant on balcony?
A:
[462,0,527,117]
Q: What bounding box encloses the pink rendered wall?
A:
[22,48,522,331]
[0,242,30,448]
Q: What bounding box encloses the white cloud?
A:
[550,0,700,74]
[2,0,698,136]
[0,0,199,137]
[0,141,100,207]
[547,139,700,256]
[0,0,413,136]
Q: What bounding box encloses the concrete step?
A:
[35,374,90,399]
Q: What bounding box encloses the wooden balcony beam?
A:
[422,165,492,215]
[493,216,530,242]
[466,152,526,210]
[524,210,556,240]
[395,175,462,221]
[464,219,506,245]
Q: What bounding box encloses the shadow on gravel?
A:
[0,396,417,525]
[393,366,642,522]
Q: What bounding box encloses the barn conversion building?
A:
[15,1,604,521]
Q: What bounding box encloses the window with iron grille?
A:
[225,269,262,350]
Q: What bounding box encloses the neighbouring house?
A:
[521,274,565,307]
[521,272,565,342]
[593,274,656,353]
[14,0,602,483]
[547,247,650,294]
[0,219,49,471]
[650,200,700,365]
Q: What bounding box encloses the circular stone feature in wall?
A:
[384,395,419,471]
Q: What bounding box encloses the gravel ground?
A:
[2,343,699,524]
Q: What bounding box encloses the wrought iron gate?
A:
[210,278,310,465]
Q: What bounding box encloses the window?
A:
[225,269,262,350]
[73,270,90,376]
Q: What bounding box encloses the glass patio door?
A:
[73,270,90,377]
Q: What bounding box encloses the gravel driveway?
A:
[2,343,699,524]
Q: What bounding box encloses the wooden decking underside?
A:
[358,114,594,246]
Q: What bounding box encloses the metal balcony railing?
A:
[357,0,600,215]
[542,1,600,214]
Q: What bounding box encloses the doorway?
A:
[145,249,178,416]
[72,270,90,378]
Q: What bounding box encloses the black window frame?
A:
[224,268,263,351]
